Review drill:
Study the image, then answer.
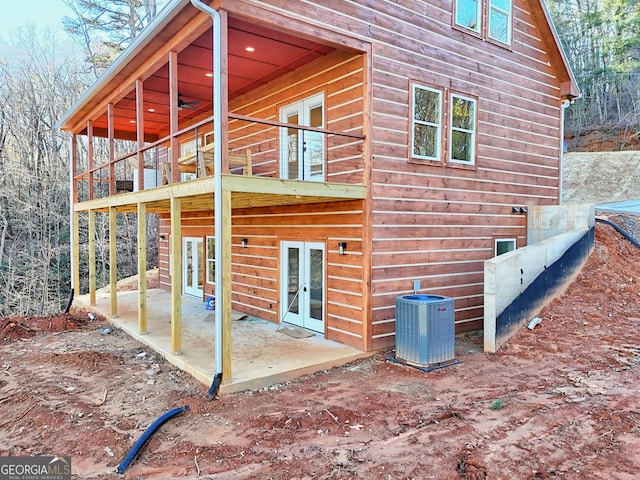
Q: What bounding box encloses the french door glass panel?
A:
[183,237,204,297]
[281,241,325,333]
[280,93,324,181]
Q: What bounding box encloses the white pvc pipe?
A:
[190,0,223,376]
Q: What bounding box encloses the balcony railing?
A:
[73,114,365,203]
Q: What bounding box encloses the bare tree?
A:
[63,0,168,76]
[0,28,86,316]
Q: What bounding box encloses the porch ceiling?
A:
[73,175,367,214]
[81,17,335,140]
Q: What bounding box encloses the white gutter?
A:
[189,0,224,385]
[57,0,192,130]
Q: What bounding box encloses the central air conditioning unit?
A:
[395,294,455,366]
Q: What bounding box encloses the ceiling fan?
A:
[177,94,200,111]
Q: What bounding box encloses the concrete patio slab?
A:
[74,289,369,394]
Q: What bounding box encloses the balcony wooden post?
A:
[71,134,78,203]
[169,51,180,184]
[136,79,145,191]
[108,103,115,196]
[87,121,94,200]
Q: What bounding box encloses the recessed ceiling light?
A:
[245,46,255,52]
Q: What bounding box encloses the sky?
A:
[0,0,74,39]
[0,0,175,41]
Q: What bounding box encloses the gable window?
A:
[449,94,477,165]
[489,0,512,44]
[411,85,442,161]
[495,238,516,256]
[455,0,481,33]
[454,0,513,47]
[206,236,215,284]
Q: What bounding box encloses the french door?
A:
[280,93,325,181]
[280,241,325,333]
[183,237,204,298]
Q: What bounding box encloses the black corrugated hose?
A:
[595,217,640,249]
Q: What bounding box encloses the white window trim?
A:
[411,84,443,162]
[448,94,477,165]
[488,0,512,45]
[495,238,516,256]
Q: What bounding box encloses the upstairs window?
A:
[454,0,513,46]
[449,94,477,165]
[489,0,512,44]
[411,85,442,162]
[455,0,481,33]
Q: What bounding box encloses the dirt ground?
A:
[1,218,640,479]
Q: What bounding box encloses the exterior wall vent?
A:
[395,294,455,366]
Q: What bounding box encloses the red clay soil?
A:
[1,220,640,479]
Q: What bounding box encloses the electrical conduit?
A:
[189,0,224,399]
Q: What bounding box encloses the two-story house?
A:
[59,0,578,386]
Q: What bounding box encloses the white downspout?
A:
[189,0,224,392]
[68,134,75,295]
[560,98,571,204]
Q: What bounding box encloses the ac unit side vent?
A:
[395,294,455,366]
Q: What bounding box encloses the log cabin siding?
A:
[158,200,367,349]
[365,0,560,346]
[160,0,568,350]
[156,44,368,348]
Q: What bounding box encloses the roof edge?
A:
[57,0,193,132]
[537,0,580,99]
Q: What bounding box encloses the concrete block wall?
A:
[484,204,595,352]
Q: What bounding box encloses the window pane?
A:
[451,130,472,162]
[452,97,474,129]
[207,237,215,283]
[492,0,510,10]
[412,85,441,161]
[414,88,439,123]
[413,124,438,158]
[490,10,508,42]
[496,239,516,256]
[489,0,511,43]
[309,105,323,128]
[456,0,480,31]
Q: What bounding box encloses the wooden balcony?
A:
[72,114,366,214]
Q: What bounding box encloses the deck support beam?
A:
[222,190,232,380]
[137,202,147,334]
[170,196,182,354]
[73,211,80,298]
[109,206,118,317]
[88,209,96,305]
